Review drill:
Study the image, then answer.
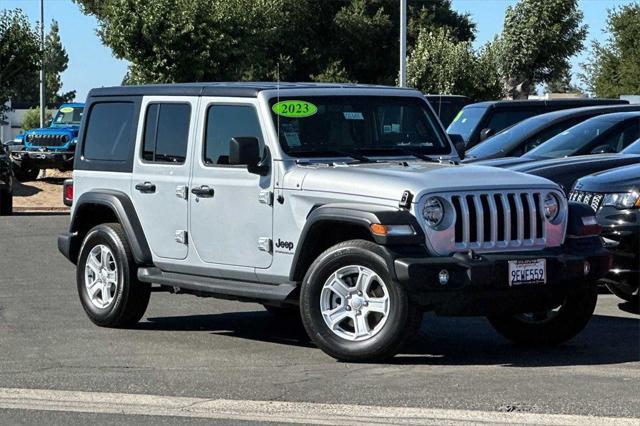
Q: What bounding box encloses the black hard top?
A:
[465,98,628,109]
[88,82,416,98]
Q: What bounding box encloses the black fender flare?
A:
[65,190,152,265]
[289,203,425,281]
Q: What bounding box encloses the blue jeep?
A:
[11,103,84,181]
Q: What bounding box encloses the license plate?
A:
[508,259,546,286]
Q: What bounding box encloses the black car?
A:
[425,95,472,127]
[464,105,640,161]
[447,98,628,149]
[569,164,640,303]
[0,142,13,215]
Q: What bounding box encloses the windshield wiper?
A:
[355,146,440,163]
[290,149,375,163]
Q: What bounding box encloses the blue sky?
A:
[3,0,635,101]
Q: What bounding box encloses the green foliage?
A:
[73,0,475,85]
[21,107,53,131]
[406,29,504,101]
[14,20,75,105]
[544,69,583,94]
[0,9,39,115]
[580,3,640,98]
[499,0,587,98]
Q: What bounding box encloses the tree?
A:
[406,29,504,100]
[21,107,53,131]
[499,0,587,99]
[544,69,583,95]
[13,20,75,105]
[0,9,39,115]
[73,0,475,85]
[580,3,640,98]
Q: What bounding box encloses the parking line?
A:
[0,387,637,425]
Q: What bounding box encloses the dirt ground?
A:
[12,170,72,212]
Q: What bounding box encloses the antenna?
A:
[276,62,280,144]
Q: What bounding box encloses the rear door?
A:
[132,97,197,260]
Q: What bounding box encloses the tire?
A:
[300,239,419,362]
[488,284,598,346]
[604,282,639,304]
[77,223,151,328]
[0,190,12,216]
[15,166,40,182]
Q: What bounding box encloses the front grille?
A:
[568,191,603,212]
[26,134,69,147]
[448,191,546,251]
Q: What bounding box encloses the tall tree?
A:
[73,0,475,85]
[580,3,640,98]
[406,29,504,101]
[499,0,587,99]
[0,9,39,115]
[544,69,583,95]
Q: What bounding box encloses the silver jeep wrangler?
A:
[58,83,610,362]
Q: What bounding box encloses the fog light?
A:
[438,269,450,285]
[583,261,591,276]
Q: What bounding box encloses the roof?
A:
[88,82,417,98]
[517,104,640,127]
[60,102,85,108]
[465,98,628,109]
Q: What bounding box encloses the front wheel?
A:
[77,223,151,327]
[0,190,12,216]
[488,284,598,346]
[300,240,421,362]
[14,165,40,182]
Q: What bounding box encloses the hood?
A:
[283,161,558,202]
[471,156,537,169]
[574,163,640,193]
[508,154,630,173]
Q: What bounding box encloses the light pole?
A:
[399,0,407,87]
[39,0,45,128]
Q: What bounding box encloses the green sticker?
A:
[272,100,317,118]
[59,107,74,113]
[452,110,463,123]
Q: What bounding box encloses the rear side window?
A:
[486,110,539,134]
[204,105,263,166]
[142,103,191,163]
[83,102,134,161]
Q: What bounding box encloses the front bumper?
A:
[393,237,611,316]
[11,150,74,169]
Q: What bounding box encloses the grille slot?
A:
[568,191,603,211]
[449,191,546,251]
[26,134,69,147]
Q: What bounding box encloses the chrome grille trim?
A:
[568,190,603,211]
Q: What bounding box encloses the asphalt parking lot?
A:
[0,214,638,424]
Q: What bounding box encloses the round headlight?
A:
[423,197,444,228]
[544,193,560,221]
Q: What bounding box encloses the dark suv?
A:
[0,142,13,215]
[448,98,629,149]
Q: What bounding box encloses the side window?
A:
[204,105,263,166]
[486,110,538,134]
[83,102,134,161]
[142,103,191,163]
[522,118,584,153]
[597,119,640,152]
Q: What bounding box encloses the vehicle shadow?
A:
[143,310,639,366]
[11,181,42,197]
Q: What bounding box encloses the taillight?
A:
[63,179,73,207]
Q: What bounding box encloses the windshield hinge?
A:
[258,190,274,206]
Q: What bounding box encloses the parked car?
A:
[0,142,13,215]
[464,105,640,161]
[58,82,610,362]
[570,164,640,303]
[447,98,628,149]
[425,95,471,127]
[10,103,85,181]
[497,138,640,193]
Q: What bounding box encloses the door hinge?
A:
[258,190,274,206]
[257,237,272,253]
[176,185,188,200]
[175,230,188,245]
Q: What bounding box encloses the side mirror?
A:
[479,128,494,142]
[448,133,466,160]
[229,137,269,176]
[590,145,616,154]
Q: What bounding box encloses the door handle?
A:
[191,185,215,198]
[135,182,156,193]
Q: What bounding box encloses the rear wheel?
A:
[488,284,598,346]
[15,165,40,182]
[300,239,420,362]
[77,223,150,327]
[0,190,12,216]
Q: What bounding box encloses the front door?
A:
[132,97,197,260]
[189,99,273,268]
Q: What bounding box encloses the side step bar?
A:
[137,267,297,303]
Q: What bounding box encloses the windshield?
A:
[621,138,640,154]
[53,106,83,125]
[269,96,451,158]
[446,106,486,141]
[526,117,620,159]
